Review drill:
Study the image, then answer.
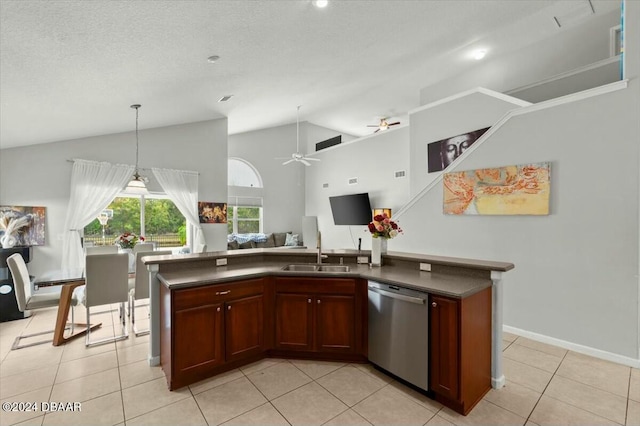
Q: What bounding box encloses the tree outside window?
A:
[227,206,261,234]
[84,196,186,247]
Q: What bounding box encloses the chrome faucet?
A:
[317,231,322,264]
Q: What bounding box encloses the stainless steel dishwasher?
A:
[368,280,429,391]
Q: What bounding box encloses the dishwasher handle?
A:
[368,286,426,305]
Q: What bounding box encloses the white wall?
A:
[228,121,356,243]
[306,122,356,154]
[420,8,621,105]
[228,123,306,237]
[305,126,410,251]
[0,119,228,275]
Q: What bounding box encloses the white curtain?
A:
[152,167,204,250]
[62,159,134,270]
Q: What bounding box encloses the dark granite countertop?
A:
[156,261,495,299]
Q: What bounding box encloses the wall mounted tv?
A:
[329,192,372,225]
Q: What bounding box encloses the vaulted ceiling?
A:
[0,0,619,149]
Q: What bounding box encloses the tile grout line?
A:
[625,369,632,426]
[521,343,569,425]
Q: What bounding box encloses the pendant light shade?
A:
[125,104,148,194]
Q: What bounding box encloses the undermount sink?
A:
[281,264,351,273]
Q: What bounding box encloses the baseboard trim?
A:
[503,325,640,369]
[148,355,160,366]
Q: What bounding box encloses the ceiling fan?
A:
[367,118,400,133]
[277,106,320,167]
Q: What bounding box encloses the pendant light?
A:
[125,104,149,194]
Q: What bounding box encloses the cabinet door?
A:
[315,295,355,353]
[225,294,264,362]
[430,295,460,400]
[174,302,224,376]
[275,293,312,351]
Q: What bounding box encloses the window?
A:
[84,194,186,248]
[227,206,262,234]
[228,158,264,235]
[228,158,262,188]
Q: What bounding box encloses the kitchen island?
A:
[143,248,513,415]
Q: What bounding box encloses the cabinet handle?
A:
[216,290,231,295]
[317,299,321,304]
[431,302,437,308]
[308,298,311,303]
[227,305,231,310]
[216,307,220,312]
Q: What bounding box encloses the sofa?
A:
[227,232,302,250]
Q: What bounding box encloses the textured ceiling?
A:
[0,0,619,149]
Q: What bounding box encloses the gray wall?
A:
[400,85,639,360]
[0,119,228,276]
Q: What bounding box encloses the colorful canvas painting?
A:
[198,202,227,224]
[443,162,550,215]
[0,206,46,245]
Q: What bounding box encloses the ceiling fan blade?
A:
[388,122,401,126]
[366,125,379,127]
[374,128,380,133]
[304,157,321,162]
[300,159,311,166]
[282,159,295,165]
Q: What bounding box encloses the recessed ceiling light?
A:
[218,95,233,102]
[313,0,328,8]
[472,49,487,60]
[207,55,220,63]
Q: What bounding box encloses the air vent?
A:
[218,95,233,102]
[322,183,329,188]
[348,177,358,185]
[395,170,406,178]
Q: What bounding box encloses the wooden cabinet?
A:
[225,294,264,362]
[161,278,266,389]
[429,287,492,415]
[274,277,365,358]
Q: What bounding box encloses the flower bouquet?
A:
[367,213,402,239]
[114,232,144,249]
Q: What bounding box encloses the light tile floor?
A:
[0,305,639,426]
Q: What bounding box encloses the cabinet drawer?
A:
[173,279,264,310]
[275,277,355,295]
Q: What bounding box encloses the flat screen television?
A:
[329,192,372,225]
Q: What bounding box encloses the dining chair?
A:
[133,243,154,256]
[6,253,81,350]
[127,242,154,317]
[83,253,129,346]
[129,250,171,336]
[85,245,118,255]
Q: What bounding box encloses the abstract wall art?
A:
[443,162,550,215]
[0,206,46,245]
[198,202,227,224]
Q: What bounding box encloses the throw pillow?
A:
[273,232,289,247]
[284,233,299,247]
[227,240,239,250]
